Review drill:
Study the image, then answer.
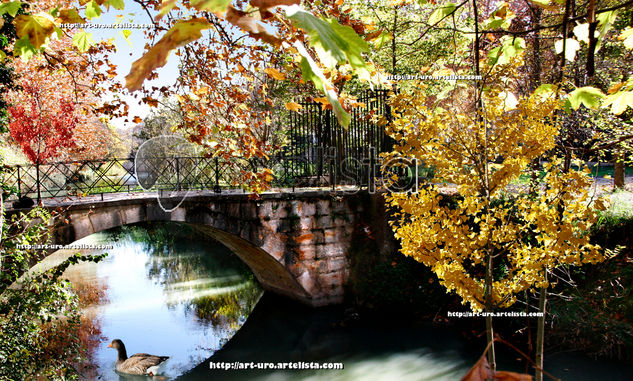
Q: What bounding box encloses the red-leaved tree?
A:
[8,84,77,165]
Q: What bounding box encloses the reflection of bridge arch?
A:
[28,191,385,306]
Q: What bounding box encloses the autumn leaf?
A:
[57,9,86,24]
[603,91,633,115]
[460,356,533,381]
[285,101,302,111]
[494,371,533,381]
[126,18,212,92]
[264,67,286,80]
[460,356,494,381]
[250,0,300,10]
[132,116,142,123]
[15,13,56,49]
[191,0,232,12]
[225,6,282,46]
[619,27,633,49]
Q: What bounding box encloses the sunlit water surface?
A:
[41,222,262,380]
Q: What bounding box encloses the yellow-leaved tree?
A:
[383,57,606,373]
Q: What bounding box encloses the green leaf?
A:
[120,29,132,47]
[619,27,633,50]
[295,41,351,128]
[105,0,125,10]
[190,0,232,12]
[72,31,95,52]
[486,18,506,30]
[603,91,633,115]
[373,31,393,49]
[534,84,557,98]
[488,36,525,65]
[428,3,457,25]
[596,10,617,50]
[554,38,580,61]
[286,6,370,77]
[13,37,38,60]
[0,1,21,17]
[85,0,102,19]
[567,86,605,110]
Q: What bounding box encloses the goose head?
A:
[107,339,128,361]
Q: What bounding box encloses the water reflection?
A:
[49,222,263,380]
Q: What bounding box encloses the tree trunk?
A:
[614,150,625,188]
[535,274,548,381]
[485,249,496,370]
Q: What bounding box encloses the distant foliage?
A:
[8,84,77,164]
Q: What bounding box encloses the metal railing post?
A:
[36,163,41,203]
[16,165,22,198]
[176,158,181,191]
[214,157,221,194]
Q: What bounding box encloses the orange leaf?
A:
[494,371,533,381]
[225,6,282,46]
[461,356,494,381]
[285,101,302,111]
[132,116,142,123]
[608,82,625,94]
[264,67,286,81]
[249,0,300,10]
[125,18,212,91]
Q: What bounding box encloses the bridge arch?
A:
[40,192,371,306]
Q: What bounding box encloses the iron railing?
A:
[2,90,398,201]
[1,149,395,201]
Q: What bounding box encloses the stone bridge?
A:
[18,190,394,307]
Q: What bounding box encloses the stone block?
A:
[326,257,347,273]
[170,207,186,222]
[295,245,316,261]
[293,232,314,245]
[68,211,94,240]
[316,242,347,259]
[318,271,344,290]
[89,210,122,232]
[120,205,145,225]
[315,199,331,216]
[291,201,316,217]
[324,227,345,243]
[258,201,288,219]
[298,217,314,231]
[315,215,334,229]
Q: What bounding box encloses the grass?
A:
[515,165,632,185]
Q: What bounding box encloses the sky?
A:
[82,2,181,131]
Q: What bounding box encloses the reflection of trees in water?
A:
[45,272,109,380]
[107,222,263,328]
